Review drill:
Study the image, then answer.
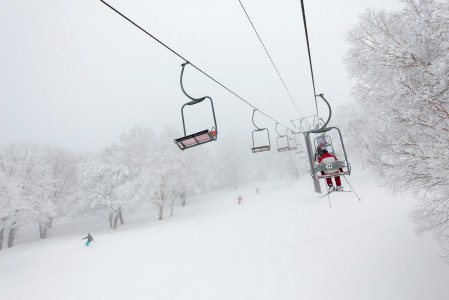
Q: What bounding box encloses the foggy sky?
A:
[0,0,402,152]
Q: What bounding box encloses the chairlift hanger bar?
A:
[180,62,205,103]
[252,109,261,130]
[275,123,287,137]
[99,0,294,131]
[309,94,331,132]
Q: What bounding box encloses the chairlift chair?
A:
[275,123,292,152]
[294,134,305,155]
[287,130,297,151]
[303,94,351,183]
[310,128,351,180]
[174,62,218,150]
[289,121,307,156]
[251,109,271,153]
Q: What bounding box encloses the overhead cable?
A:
[238,0,305,120]
[99,0,294,130]
[299,0,320,119]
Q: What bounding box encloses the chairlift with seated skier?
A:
[251,109,271,153]
[312,129,351,180]
[174,62,218,150]
[304,94,351,188]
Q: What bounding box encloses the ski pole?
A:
[343,175,361,201]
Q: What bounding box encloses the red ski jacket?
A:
[318,152,338,164]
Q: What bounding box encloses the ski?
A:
[319,189,351,198]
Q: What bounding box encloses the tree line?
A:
[340,0,449,256]
[0,126,304,249]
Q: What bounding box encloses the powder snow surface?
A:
[1,170,449,300]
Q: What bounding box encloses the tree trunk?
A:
[108,212,113,229]
[7,226,17,248]
[48,218,53,229]
[181,194,186,206]
[118,209,124,225]
[112,214,119,229]
[158,205,164,221]
[39,222,48,239]
[0,228,4,250]
[170,192,175,218]
[158,190,165,221]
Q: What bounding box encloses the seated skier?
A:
[315,146,324,161]
[318,149,344,192]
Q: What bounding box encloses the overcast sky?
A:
[0,0,403,152]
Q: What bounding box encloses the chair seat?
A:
[277,146,290,152]
[316,171,349,179]
[252,145,270,153]
[174,129,215,150]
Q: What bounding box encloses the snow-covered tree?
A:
[77,149,133,229]
[146,126,191,220]
[36,146,79,238]
[115,126,156,179]
[0,143,63,247]
[345,0,449,251]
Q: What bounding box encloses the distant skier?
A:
[82,233,94,247]
[318,149,344,192]
[237,196,243,205]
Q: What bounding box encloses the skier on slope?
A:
[318,149,344,192]
[82,233,94,247]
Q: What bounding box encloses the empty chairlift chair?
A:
[251,109,271,153]
[287,129,298,151]
[275,123,293,152]
[174,62,218,150]
[292,131,305,155]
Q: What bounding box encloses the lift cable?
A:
[238,0,306,121]
[299,0,319,120]
[99,0,294,130]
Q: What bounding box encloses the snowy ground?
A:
[1,170,449,300]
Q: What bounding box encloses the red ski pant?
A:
[321,169,343,186]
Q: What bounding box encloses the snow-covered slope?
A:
[1,170,449,300]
